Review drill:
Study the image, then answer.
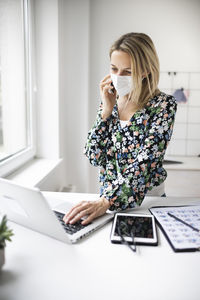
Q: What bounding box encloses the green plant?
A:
[0,215,14,249]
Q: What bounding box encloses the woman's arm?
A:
[84,104,111,167]
[84,74,117,167]
[62,75,116,225]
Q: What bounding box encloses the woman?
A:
[63,32,177,226]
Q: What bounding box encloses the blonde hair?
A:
[109,32,161,110]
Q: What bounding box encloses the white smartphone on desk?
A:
[110,213,158,246]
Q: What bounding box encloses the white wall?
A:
[57,0,90,193]
[33,0,200,194]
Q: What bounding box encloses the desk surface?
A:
[1,192,200,300]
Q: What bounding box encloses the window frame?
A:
[0,0,36,177]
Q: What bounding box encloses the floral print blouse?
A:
[84,92,177,211]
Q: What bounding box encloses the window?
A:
[0,0,35,176]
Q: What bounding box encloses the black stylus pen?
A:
[168,212,200,233]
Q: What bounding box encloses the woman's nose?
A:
[117,71,123,76]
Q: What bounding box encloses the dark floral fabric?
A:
[84,92,177,211]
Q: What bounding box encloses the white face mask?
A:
[110,73,132,97]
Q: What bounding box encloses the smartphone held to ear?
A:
[108,81,115,95]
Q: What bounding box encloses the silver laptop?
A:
[0,178,114,243]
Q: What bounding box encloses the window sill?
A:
[5,158,63,191]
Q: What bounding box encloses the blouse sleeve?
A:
[103,95,177,211]
[84,104,111,167]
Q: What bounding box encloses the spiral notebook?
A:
[149,205,200,252]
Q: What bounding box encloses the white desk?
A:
[1,193,200,300]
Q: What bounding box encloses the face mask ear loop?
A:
[127,89,133,102]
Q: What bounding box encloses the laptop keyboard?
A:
[53,210,88,235]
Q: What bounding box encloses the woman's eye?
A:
[111,67,117,72]
[125,71,131,74]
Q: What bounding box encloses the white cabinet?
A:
[165,169,200,197]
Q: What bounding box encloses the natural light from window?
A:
[0,0,31,164]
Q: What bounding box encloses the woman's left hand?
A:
[63,196,110,225]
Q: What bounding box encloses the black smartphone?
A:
[109,81,115,95]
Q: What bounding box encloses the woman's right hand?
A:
[100,74,117,120]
